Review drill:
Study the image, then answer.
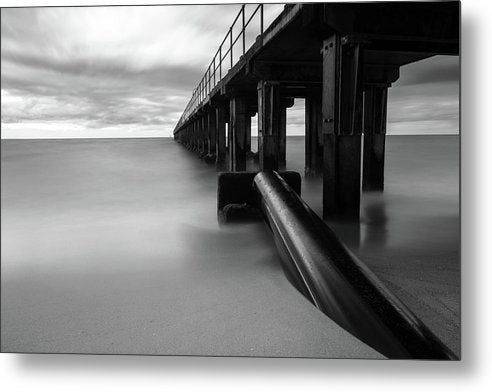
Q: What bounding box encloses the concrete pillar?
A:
[363,85,388,192]
[195,118,200,152]
[305,95,323,177]
[194,121,198,151]
[215,106,227,164]
[257,80,281,171]
[208,109,217,155]
[229,96,249,171]
[201,115,207,155]
[245,117,252,153]
[227,121,231,153]
[195,120,200,152]
[322,34,364,220]
[245,115,252,153]
[279,105,287,170]
[192,121,197,151]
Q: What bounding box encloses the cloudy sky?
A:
[1,3,459,139]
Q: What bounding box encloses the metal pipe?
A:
[253,171,457,360]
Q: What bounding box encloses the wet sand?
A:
[1,138,382,358]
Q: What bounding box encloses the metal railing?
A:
[175,4,264,130]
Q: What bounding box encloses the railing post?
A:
[242,4,245,55]
[260,4,264,45]
[213,57,216,86]
[230,28,233,68]
[219,46,222,80]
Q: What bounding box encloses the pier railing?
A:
[176,3,264,130]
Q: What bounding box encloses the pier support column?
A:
[245,116,252,153]
[195,119,200,152]
[194,119,198,152]
[279,105,287,170]
[215,106,227,165]
[305,94,323,177]
[363,85,388,192]
[258,81,281,171]
[188,124,192,149]
[195,120,200,152]
[229,96,249,171]
[278,98,294,170]
[192,121,197,151]
[246,101,258,155]
[196,118,201,153]
[322,34,364,220]
[201,115,207,156]
[208,109,216,156]
[189,125,192,149]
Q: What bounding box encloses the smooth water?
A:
[0,136,459,356]
[285,135,460,355]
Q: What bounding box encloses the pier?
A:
[173,2,459,219]
[173,2,459,359]
[0,2,460,360]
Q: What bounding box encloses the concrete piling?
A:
[229,96,249,171]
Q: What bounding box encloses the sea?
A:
[0,135,459,357]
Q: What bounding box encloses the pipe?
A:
[253,171,457,360]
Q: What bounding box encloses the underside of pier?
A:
[174,2,459,220]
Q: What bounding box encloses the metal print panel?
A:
[1,2,460,359]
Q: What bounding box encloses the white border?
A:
[1,0,491,391]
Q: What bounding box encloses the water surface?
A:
[1,138,381,358]
[1,135,459,356]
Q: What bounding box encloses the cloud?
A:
[396,55,459,87]
[1,4,268,138]
[387,56,459,134]
[1,6,458,139]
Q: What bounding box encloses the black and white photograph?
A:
[0,0,461,361]
[3,0,491,389]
